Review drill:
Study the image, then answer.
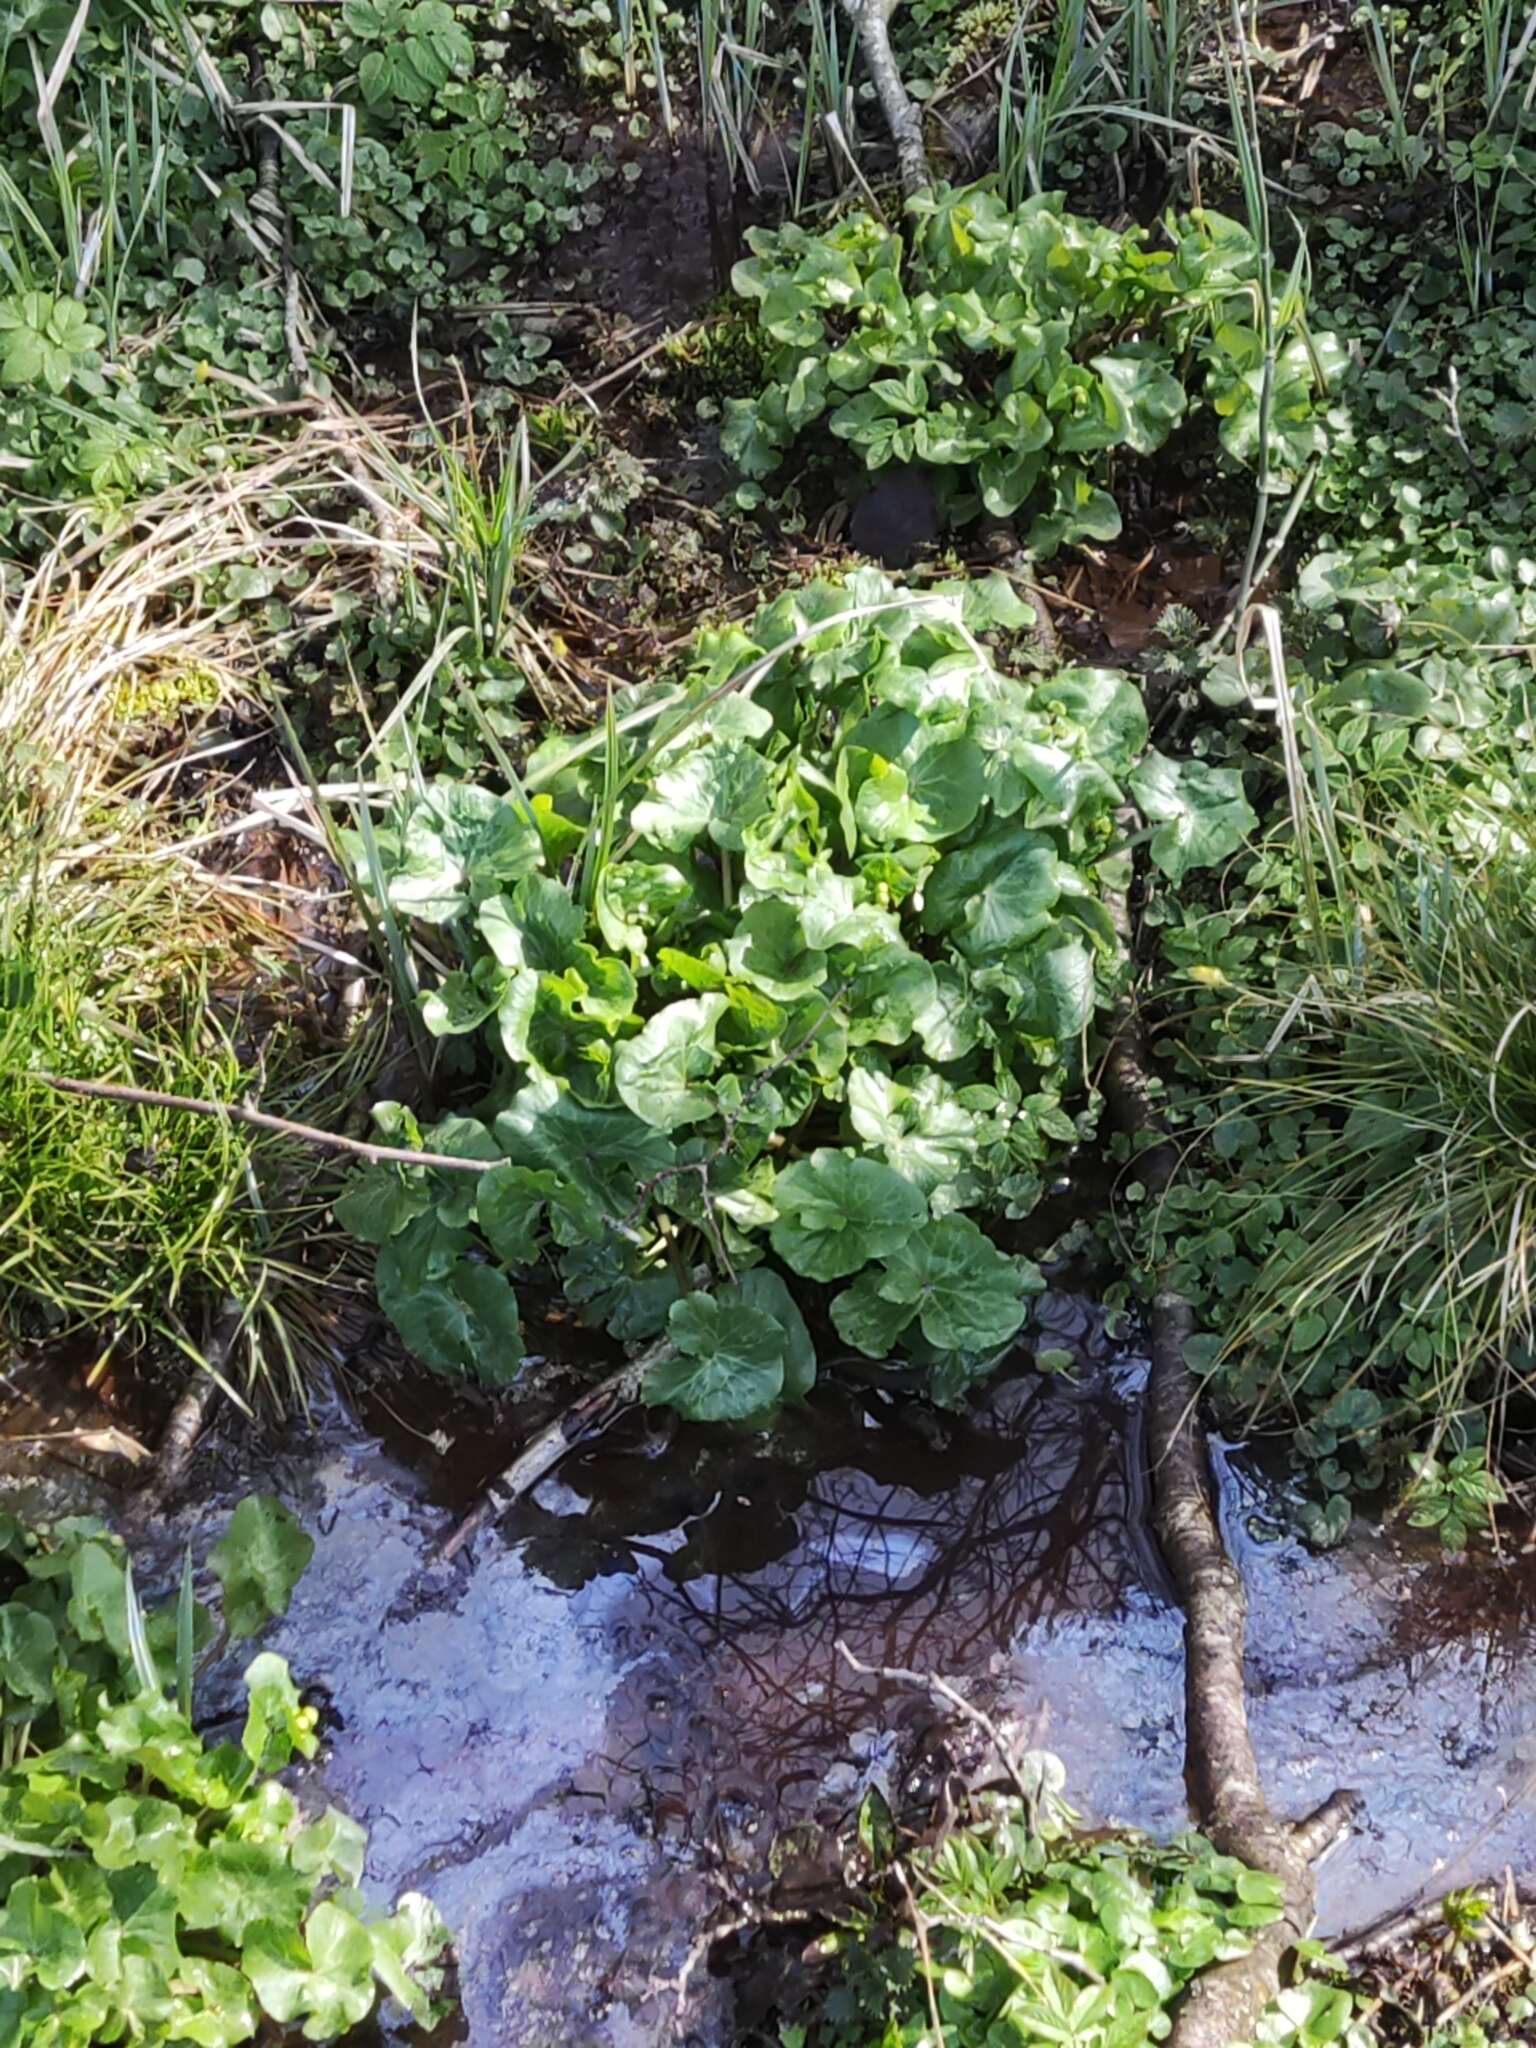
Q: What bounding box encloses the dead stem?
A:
[430,1350,663,1565]
[131,1299,243,1513]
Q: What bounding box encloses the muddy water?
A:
[7,1302,1536,2046]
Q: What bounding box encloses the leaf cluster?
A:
[723,181,1340,548]
[1124,547,1536,1540]
[0,1501,451,2047]
[790,1762,1372,2048]
[336,569,1260,1417]
[0,0,598,552]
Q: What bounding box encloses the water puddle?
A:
[6,1299,1536,2044]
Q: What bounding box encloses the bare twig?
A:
[891,1862,946,2046]
[432,1344,669,1564]
[670,1901,821,2021]
[39,1075,501,1176]
[1337,1874,1536,1963]
[131,1298,243,1513]
[1289,1788,1360,1864]
[1433,1953,1529,2029]
[833,1639,1035,1812]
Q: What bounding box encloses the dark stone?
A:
[848,465,939,568]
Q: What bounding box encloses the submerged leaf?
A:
[210,1497,315,1641]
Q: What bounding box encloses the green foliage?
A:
[0,763,370,1401]
[210,1497,316,1638]
[0,292,104,394]
[257,2,604,316]
[723,180,1339,548]
[0,0,598,551]
[0,1506,451,2046]
[343,0,473,107]
[1309,200,1536,565]
[508,0,685,102]
[1130,544,1536,1533]
[788,1757,1375,2048]
[337,571,1255,1412]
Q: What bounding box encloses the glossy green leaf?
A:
[875,1214,1040,1351]
[613,995,728,1131]
[770,1149,928,1282]
[644,1293,787,1420]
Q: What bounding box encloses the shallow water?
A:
[7,1302,1536,2045]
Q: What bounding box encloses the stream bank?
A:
[7,1310,1534,2045]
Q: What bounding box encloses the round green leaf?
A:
[770,1148,928,1281]
[645,1294,787,1420]
[876,1214,1039,1352]
[210,1497,315,1642]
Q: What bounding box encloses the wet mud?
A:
[6,1302,1536,2045]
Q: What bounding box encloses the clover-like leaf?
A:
[595,860,694,959]
[844,946,938,1047]
[385,782,541,923]
[846,1066,978,1193]
[725,1268,818,1401]
[241,1651,319,1771]
[0,1601,56,1707]
[377,1259,524,1385]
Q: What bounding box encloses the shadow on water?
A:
[6,1296,1536,2045]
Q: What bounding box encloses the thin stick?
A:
[1433,1953,1527,2029]
[40,1075,498,1176]
[671,1902,820,2020]
[432,1350,664,1564]
[893,1861,948,2048]
[834,1639,1035,1811]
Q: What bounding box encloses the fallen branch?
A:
[839,0,930,200]
[131,1299,243,1513]
[431,1347,665,1564]
[1099,977,1359,2047]
[1335,1870,1536,1964]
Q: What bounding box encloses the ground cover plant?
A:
[335,565,1256,1413]
[0,1499,451,2044]
[1131,625,1536,1543]
[9,0,1536,2043]
[722,178,1339,547]
[774,1775,1535,2048]
[0,725,383,1408]
[0,0,601,554]
[769,1752,1389,2048]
